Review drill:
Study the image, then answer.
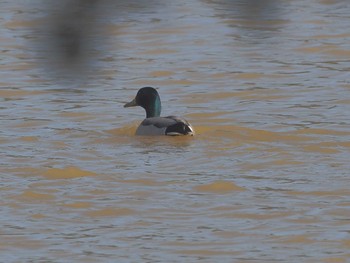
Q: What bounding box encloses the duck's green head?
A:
[124,87,161,118]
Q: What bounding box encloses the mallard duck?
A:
[124,87,195,136]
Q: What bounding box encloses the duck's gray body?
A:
[136,116,195,136]
[124,87,195,136]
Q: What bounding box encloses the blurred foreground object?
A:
[29,0,159,84]
[35,0,105,83]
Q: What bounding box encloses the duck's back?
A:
[136,116,194,136]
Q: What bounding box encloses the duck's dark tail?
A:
[165,122,194,136]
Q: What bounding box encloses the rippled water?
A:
[1,0,350,262]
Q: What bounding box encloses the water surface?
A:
[1,0,350,262]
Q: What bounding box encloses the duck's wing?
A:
[141,117,177,128]
[136,116,194,136]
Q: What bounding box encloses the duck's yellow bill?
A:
[124,98,137,107]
